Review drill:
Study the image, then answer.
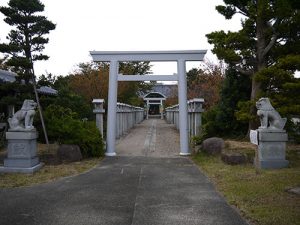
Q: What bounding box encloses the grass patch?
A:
[193,141,300,225]
[0,144,102,188]
[0,158,101,188]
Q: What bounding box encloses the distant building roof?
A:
[139,84,178,98]
[37,86,58,96]
[0,69,57,96]
[0,69,17,82]
[150,84,177,98]
[143,92,166,100]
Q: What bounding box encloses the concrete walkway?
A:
[116,119,180,157]
[0,119,248,225]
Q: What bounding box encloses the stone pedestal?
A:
[0,130,43,173]
[255,129,289,169]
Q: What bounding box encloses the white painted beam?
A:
[144,98,166,101]
[90,50,207,62]
[147,103,163,105]
[118,74,178,81]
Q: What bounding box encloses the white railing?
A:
[116,103,144,139]
[165,98,204,138]
[93,99,144,139]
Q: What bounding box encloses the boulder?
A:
[57,144,82,162]
[221,153,247,165]
[202,137,224,155]
[286,187,300,196]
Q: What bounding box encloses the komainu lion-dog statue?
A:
[8,99,37,131]
[256,97,287,130]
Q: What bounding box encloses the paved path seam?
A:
[131,166,143,225]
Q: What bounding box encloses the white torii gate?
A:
[90,50,206,156]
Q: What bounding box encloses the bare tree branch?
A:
[234,65,254,76]
[235,4,249,17]
[263,18,281,57]
[263,33,278,57]
[237,10,248,17]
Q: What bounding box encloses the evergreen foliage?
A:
[206,0,300,131]
[0,0,55,82]
[35,74,93,120]
[201,68,251,138]
[39,105,104,157]
[0,0,56,144]
[0,80,34,118]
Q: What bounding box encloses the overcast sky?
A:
[0,0,243,76]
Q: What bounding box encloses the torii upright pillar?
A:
[177,59,189,155]
[106,60,118,156]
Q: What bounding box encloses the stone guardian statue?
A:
[8,99,37,131]
[254,97,289,169]
[256,97,287,130]
[0,99,43,173]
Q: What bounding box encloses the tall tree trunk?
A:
[248,0,267,131]
[31,68,49,145]
[248,78,261,131]
[24,28,49,145]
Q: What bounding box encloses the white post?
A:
[177,59,190,155]
[160,100,163,119]
[92,99,105,137]
[106,60,118,156]
[146,100,149,120]
[117,103,121,139]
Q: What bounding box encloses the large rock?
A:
[57,145,82,162]
[221,153,247,165]
[286,187,300,196]
[202,137,224,155]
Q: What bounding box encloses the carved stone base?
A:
[255,129,289,169]
[0,131,43,173]
[255,159,289,169]
[0,163,44,173]
[4,156,39,168]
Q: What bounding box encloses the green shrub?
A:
[288,120,300,143]
[198,68,251,140]
[42,104,104,157]
[77,121,104,157]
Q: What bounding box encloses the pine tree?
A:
[206,0,300,131]
[0,0,56,144]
